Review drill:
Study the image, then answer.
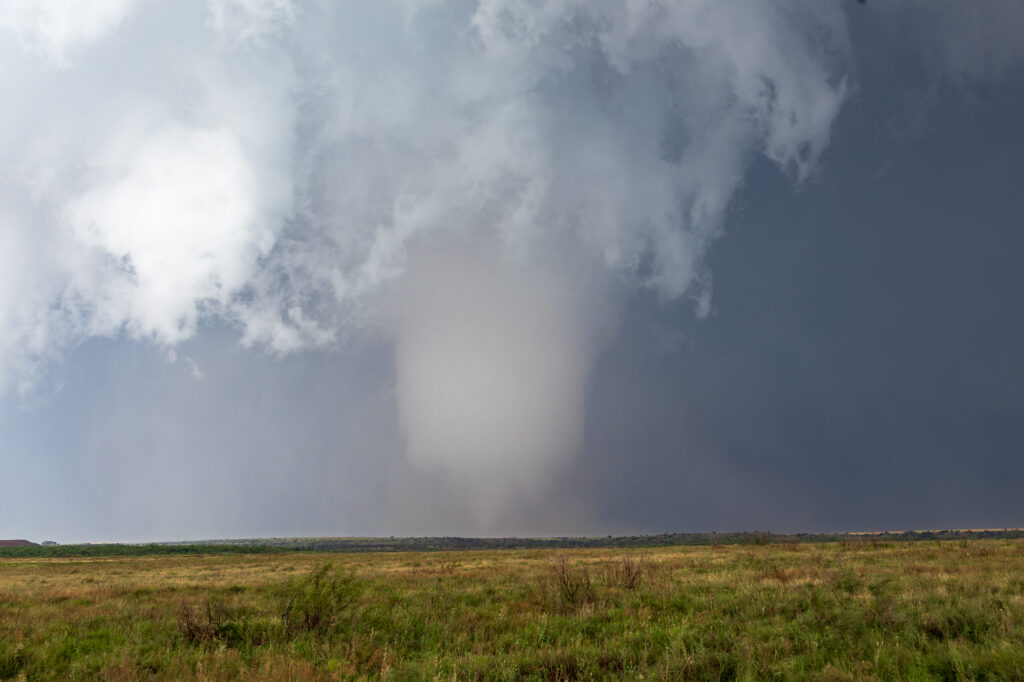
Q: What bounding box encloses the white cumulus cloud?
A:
[0,0,134,65]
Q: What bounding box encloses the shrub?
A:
[177,598,228,645]
[606,552,646,589]
[832,568,864,595]
[281,563,362,637]
[552,557,596,610]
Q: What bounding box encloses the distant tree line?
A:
[3,529,1022,558]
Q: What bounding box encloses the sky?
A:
[1,1,1023,542]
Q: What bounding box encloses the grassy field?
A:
[2,540,1024,680]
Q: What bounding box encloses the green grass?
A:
[2,540,1024,679]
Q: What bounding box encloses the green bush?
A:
[280,563,362,637]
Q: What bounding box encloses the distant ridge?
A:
[0,539,37,547]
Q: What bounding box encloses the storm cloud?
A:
[2,1,1023,540]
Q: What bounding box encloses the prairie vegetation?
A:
[2,540,1024,679]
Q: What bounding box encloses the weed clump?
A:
[605,552,646,589]
[281,563,361,637]
[177,598,231,645]
[552,557,596,611]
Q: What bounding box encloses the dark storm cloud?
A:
[581,18,1024,532]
